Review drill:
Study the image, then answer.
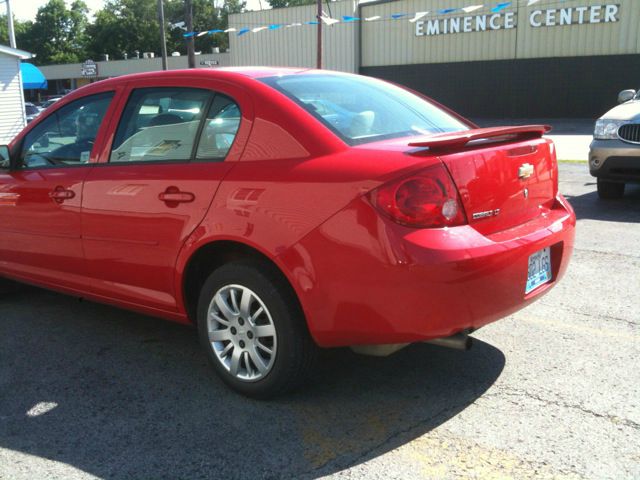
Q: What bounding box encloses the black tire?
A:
[597,179,625,199]
[197,259,317,399]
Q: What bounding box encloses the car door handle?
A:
[49,186,75,203]
[158,187,195,204]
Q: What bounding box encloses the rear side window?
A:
[260,74,469,145]
[110,88,211,163]
[196,94,241,160]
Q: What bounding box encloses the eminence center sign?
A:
[415,4,619,36]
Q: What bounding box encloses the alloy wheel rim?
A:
[207,284,277,382]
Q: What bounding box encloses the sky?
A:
[8,0,106,20]
[5,0,264,21]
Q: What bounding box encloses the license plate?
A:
[526,247,552,294]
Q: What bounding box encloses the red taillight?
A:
[370,163,467,228]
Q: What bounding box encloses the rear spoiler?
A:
[408,125,551,153]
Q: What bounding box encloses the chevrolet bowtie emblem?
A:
[518,163,534,179]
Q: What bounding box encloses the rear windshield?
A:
[260,74,469,145]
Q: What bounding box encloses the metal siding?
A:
[228,1,357,72]
[361,0,640,67]
[361,0,518,67]
[516,1,640,58]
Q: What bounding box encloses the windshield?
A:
[260,74,469,145]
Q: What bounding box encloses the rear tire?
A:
[197,259,317,399]
[597,179,625,199]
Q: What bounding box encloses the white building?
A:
[0,45,32,144]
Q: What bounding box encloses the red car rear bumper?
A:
[278,194,576,348]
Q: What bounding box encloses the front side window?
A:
[19,92,113,169]
[0,146,10,169]
[260,74,469,145]
[110,88,211,163]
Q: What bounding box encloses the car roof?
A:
[80,67,352,92]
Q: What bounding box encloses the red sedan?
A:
[0,68,575,398]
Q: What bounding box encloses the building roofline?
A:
[0,44,33,60]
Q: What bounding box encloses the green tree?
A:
[268,0,314,8]
[165,0,245,55]
[26,0,89,65]
[86,0,164,61]
[0,16,34,51]
[84,0,246,61]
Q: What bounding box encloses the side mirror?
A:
[0,145,10,169]
[618,89,636,104]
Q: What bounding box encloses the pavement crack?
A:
[535,302,639,328]
[572,247,640,261]
[486,386,640,431]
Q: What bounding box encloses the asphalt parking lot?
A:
[1,163,638,480]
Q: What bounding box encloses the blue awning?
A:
[20,63,47,90]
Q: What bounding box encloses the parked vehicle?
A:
[24,102,42,123]
[589,87,640,198]
[0,68,575,398]
[40,96,63,109]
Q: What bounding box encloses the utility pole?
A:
[316,0,322,69]
[6,0,16,48]
[158,0,168,70]
[185,0,196,68]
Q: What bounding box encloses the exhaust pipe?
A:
[424,332,472,351]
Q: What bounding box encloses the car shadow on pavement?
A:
[0,287,505,480]
[564,183,640,223]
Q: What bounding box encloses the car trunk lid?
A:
[407,125,558,235]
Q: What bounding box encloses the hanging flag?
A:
[492,2,511,13]
[208,29,223,34]
[462,5,483,13]
[305,20,319,24]
[320,15,340,25]
[252,26,268,32]
[409,12,429,23]
[224,27,236,33]
[197,31,208,37]
[527,0,541,5]
[268,24,283,30]
[286,22,302,27]
[183,31,197,37]
[438,8,458,14]
[391,13,407,19]
[364,16,381,21]
[342,15,360,22]
[237,28,250,36]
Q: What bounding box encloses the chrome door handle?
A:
[159,187,195,205]
[49,186,75,203]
